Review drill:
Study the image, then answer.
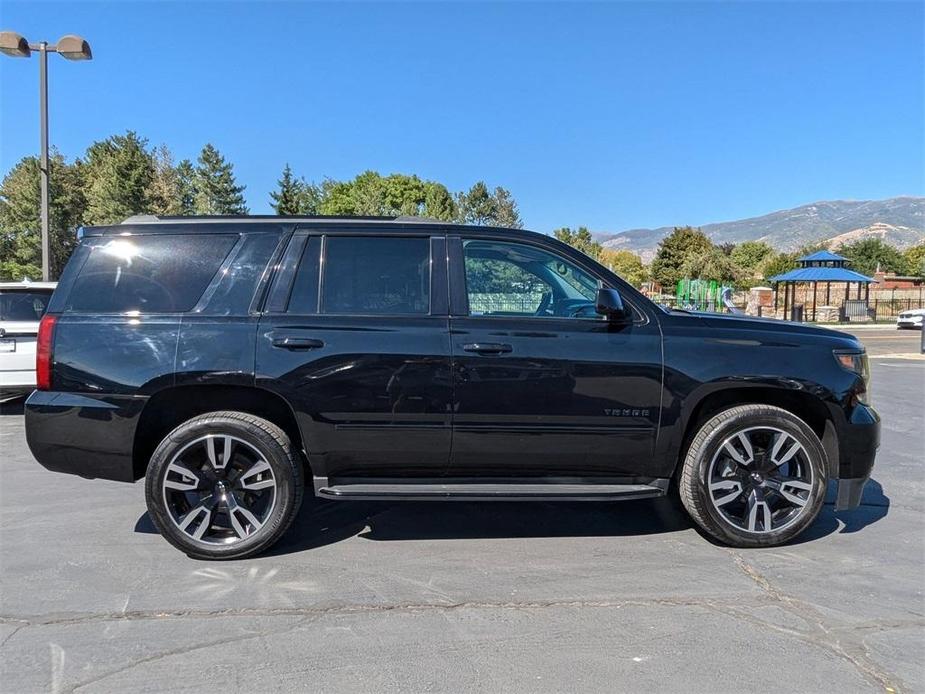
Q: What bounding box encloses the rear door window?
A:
[65,234,237,313]
[320,236,431,315]
[0,290,53,321]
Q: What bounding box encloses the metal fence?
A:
[869,298,924,319]
[469,293,543,314]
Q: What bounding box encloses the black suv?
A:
[25,216,879,559]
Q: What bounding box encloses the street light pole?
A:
[38,42,50,281]
[0,31,92,281]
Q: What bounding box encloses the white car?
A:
[896,308,925,330]
[0,281,57,401]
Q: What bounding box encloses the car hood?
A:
[899,308,925,316]
[663,309,862,344]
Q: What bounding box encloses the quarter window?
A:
[463,239,602,319]
[66,234,237,313]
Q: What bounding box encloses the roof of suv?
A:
[80,215,529,237]
[0,281,57,290]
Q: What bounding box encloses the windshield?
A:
[0,290,53,322]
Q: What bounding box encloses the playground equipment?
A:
[676,278,740,313]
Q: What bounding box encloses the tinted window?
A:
[66,235,237,313]
[287,236,321,313]
[0,290,52,321]
[464,240,602,319]
[322,237,430,315]
[199,232,282,315]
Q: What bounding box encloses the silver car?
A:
[0,281,56,401]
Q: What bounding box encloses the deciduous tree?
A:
[553,226,601,259]
[838,238,911,277]
[599,248,648,287]
[649,226,713,289]
[681,247,739,284]
[730,241,774,272]
[904,244,925,278]
[760,252,798,282]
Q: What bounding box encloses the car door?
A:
[447,235,664,477]
[256,230,452,481]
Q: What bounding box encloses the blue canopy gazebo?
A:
[769,250,876,322]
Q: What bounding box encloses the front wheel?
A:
[145,411,303,560]
[679,404,827,548]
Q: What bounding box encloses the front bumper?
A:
[832,403,880,510]
[896,316,923,329]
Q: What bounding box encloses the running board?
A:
[314,477,669,501]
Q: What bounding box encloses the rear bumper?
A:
[0,369,36,395]
[832,403,880,510]
[25,390,145,482]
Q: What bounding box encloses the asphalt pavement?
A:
[0,329,922,693]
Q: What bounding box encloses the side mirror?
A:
[596,287,632,323]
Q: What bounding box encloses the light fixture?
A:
[0,31,31,58]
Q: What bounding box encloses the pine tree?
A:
[176,159,196,215]
[0,151,85,280]
[194,144,248,215]
[297,180,322,215]
[148,145,183,215]
[82,131,155,224]
[270,164,303,215]
[457,181,495,225]
[423,182,457,221]
[492,186,522,228]
[457,182,523,228]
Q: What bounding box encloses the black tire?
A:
[679,404,827,548]
[144,411,303,560]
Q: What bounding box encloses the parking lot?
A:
[0,328,922,693]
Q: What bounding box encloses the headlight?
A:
[834,350,870,404]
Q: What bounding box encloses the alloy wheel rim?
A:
[162,434,277,545]
[707,426,814,534]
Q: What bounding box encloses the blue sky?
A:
[1,1,922,232]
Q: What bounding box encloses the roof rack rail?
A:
[118,214,424,224]
[121,214,161,224]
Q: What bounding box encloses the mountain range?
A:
[596,197,924,261]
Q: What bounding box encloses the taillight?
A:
[36,314,57,391]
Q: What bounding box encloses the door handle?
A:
[462,342,512,355]
[271,336,325,350]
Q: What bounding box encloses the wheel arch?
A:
[133,385,307,480]
[672,385,839,481]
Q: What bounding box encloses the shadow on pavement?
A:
[134,479,889,556]
[777,477,890,545]
[135,497,694,556]
[0,397,25,416]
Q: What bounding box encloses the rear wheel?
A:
[144,411,303,560]
[679,404,827,548]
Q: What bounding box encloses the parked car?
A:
[896,308,925,329]
[0,281,56,402]
[25,217,879,559]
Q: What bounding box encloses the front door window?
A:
[463,239,602,319]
